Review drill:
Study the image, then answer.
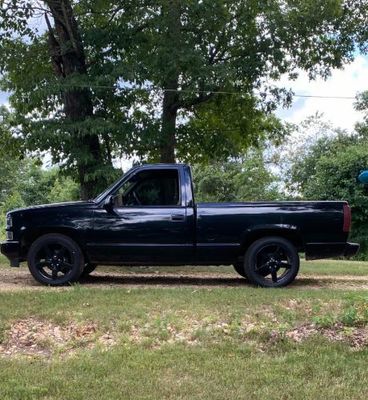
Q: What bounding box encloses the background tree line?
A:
[1,0,367,198]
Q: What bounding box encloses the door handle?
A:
[171,214,185,221]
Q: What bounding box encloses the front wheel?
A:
[27,233,84,286]
[244,237,299,288]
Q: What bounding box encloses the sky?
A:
[275,54,368,131]
[0,91,9,107]
[1,55,367,132]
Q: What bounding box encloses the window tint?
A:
[114,169,180,207]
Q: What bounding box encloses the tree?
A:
[0,106,24,206]
[117,0,368,162]
[271,114,348,197]
[0,0,121,199]
[1,0,368,191]
[0,157,80,240]
[192,149,281,203]
[43,0,105,200]
[176,98,287,164]
[288,132,368,259]
[0,108,79,238]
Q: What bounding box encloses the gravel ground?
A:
[0,266,368,291]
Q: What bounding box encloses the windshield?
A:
[93,169,132,203]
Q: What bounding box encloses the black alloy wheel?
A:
[27,234,84,286]
[244,237,299,288]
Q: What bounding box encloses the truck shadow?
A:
[80,273,329,288]
[81,273,249,287]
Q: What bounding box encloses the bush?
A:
[0,158,80,240]
[288,135,368,259]
[192,151,281,203]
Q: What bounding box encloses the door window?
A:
[113,169,180,207]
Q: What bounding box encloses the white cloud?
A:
[275,55,368,131]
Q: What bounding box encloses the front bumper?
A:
[305,242,360,260]
[0,241,21,267]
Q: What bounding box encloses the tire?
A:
[233,262,249,279]
[244,237,299,288]
[80,263,97,278]
[27,233,84,286]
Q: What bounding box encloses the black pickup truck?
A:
[1,163,359,287]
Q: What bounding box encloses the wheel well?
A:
[21,228,87,259]
[241,230,304,254]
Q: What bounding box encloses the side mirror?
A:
[103,195,114,212]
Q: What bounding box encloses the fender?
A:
[240,224,303,251]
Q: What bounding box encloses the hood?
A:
[8,200,94,215]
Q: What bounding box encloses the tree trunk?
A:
[159,0,181,163]
[160,84,179,163]
[44,0,104,199]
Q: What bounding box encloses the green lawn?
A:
[301,259,368,276]
[1,257,368,399]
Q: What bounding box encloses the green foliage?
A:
[1,0,367,171]
[313,297,368,328]
[0,106,23,158]
[312,314,336,328]
[288,132,368,259]
[0,158,79,212]
[15,163,80,207]
[47,175,80,204]
[192,150,281,202]
[0,2,128,197]
[177,98,289,163]
[0,157,80,239]
[118,0,366,160]
[342,296,368,326]
[340,306,359,327]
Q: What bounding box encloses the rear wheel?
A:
[27,234,84,286]
[244,237,299,288]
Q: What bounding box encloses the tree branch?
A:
[45,12,64,77]
[178,91,215,109]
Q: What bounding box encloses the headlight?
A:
[6,214,12,228]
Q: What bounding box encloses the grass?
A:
[301,259,368,276]
[1,256,368,398]
[1,286,368,399]
[2,340,368,400]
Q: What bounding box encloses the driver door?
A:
[89,167,195,264]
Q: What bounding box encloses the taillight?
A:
[343,204,351,232]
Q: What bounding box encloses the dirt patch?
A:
[0,318,116,358]
[285,323,368,349]
[292,275,368,290]
[128,317,249,348]
[1,267,368,291]
[2,314,367,358]
[286,324,319,342]
[0,268,44,291]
